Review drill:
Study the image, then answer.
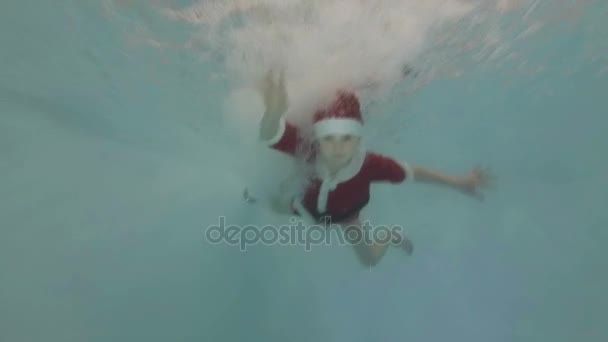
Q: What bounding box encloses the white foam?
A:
[161,0,481,101]
[154,0,580,132]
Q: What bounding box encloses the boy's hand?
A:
[258,69,288,115]
[457,165,494,200]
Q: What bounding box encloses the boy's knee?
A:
[357,251,382,268]
[351,240,386,268]
[363,257,381,268]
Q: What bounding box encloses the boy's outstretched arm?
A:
[412,165,492,200]
[413,167,460,187]
[258,70,288,141]
[260,108,285,141]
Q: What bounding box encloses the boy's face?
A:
[317,134,360,171]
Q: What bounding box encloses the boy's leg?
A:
[342,218,389,267]
[343,218,414,267]
[353,240,389,267]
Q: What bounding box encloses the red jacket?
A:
[265,118,414,224]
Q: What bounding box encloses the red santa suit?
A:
[264,90,414,225]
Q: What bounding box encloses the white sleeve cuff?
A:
[263,117,286,146]
[400,160,415,182]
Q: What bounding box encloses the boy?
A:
[257,71,491,267]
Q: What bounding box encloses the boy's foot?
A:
[400,237,414,255]
[392,233,413,256]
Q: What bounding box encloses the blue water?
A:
[1,1,607,341]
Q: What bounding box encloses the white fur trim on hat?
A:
[314,118,363,138]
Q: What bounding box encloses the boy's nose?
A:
[334,143,347,154]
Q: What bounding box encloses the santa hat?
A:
[313,90,363,139]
